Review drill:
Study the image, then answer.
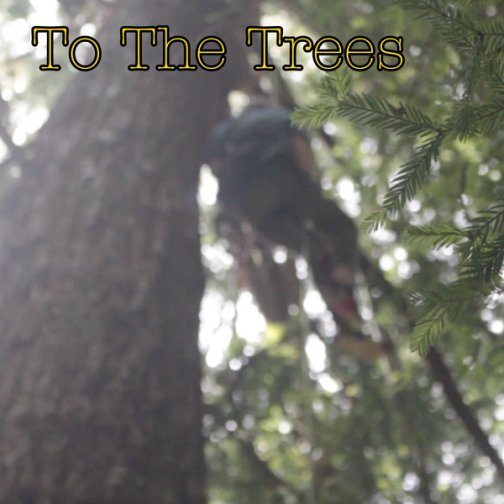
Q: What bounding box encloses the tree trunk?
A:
[0,1,229,502]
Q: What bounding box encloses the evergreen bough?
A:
[292,0,504,355]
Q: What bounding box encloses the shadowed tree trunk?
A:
[0,1,234,502]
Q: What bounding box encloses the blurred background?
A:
[2,0,504,503]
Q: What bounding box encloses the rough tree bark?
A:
[0,1,233,502]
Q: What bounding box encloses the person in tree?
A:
[211,106,389,359]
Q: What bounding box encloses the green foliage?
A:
[404,201,504,354]
[204,0,504,501]
[408,280,489,354]
[294,0,504,355]
[293,80,447,231]
[404,223,466,250]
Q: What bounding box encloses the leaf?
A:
[404,224,466,250]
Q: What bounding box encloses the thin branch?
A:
[237,437,305,502]
[426,347,504,481]
[360,256,504,483]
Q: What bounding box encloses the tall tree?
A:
[0,0,236,501]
